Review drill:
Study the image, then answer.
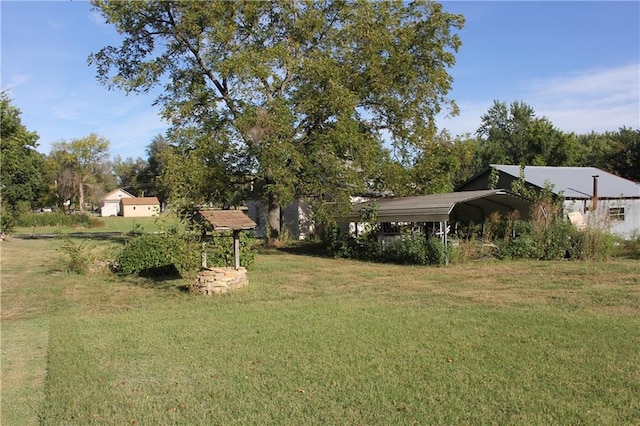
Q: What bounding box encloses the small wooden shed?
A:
[195,210,257,270]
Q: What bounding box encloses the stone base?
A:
[194,267,248,295]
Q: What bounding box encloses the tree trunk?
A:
[266,193,281,246]
[77,176,85,212]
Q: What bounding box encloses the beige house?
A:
[120,197,160,218]
[99,188,134,217]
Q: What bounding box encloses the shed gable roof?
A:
[100,188,135,201]
[197,210,257,231]
[121,197,160,206]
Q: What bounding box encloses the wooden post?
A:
[233,229,241,270]
[201,229,208,269]
[201,242,207,268]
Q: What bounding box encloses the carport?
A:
[346,189,532,248]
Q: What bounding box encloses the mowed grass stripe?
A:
[43,294,639,424]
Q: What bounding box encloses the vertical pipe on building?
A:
[591,175,599,211]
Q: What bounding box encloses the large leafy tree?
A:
[410,130,478,194]
[574,127,639,182]
[603,127,639,182]
[0,92,46,229]
[112,155,148,196]
[140,134,171,207]
[48,134,111,211]
[475,100,581,168]
[90,0,464,242]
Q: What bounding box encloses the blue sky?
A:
[2,1,639,160]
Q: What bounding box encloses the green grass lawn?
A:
[2,235,639,425]
[12,214,179,236]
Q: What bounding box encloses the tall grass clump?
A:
[618,232,640,259]
[56,237,98,274]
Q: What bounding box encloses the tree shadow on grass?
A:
[15,232,131,245]
[135,265,192,293]
[270,241,333,259]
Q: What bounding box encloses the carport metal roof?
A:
[347,189,532,223]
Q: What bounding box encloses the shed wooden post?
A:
[233,229,241,270]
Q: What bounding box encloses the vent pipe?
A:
[591,175,599,211]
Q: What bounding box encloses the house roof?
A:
[197,210,257,231]
[491,165,640,199]
[100,188,134,201]
[121,197,160,206]
[348,189,532,223]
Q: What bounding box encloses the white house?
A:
[457,165,640,239]
[99,188,134,217]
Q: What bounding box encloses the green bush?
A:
[0,205,16,233]
[114,230,257,279]
[381,236,426,265]
[113,232,200,279]
[617,232,640,259]
[204,231,256,268]
[326,226,356,259]
[498,235,541,260]
[381,235,447,266]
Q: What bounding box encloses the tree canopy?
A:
[474,100,582,168]
[48,134,112,211]
[0,92,45,229]
[89,0,464,241]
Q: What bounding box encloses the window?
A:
[609,207,624,221]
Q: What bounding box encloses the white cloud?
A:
[97,108,168,158]
[1,73,31,92]
[438,64,640,137]
[525,64,639,132]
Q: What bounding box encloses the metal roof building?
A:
[458,165,640,239]
[482,165,639,199]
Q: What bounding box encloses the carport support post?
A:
[233,229,241,270]
[441,220,449,265]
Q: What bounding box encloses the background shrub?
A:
[497,235,540,260]
[204,231,256,268]
[0,205,17,233]
[16,212,103,228]
[113,232,200,279]
[114,230,256,280]
[381,236,426,265]
[617,232,640,259]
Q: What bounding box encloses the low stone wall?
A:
[194,267,248,295]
